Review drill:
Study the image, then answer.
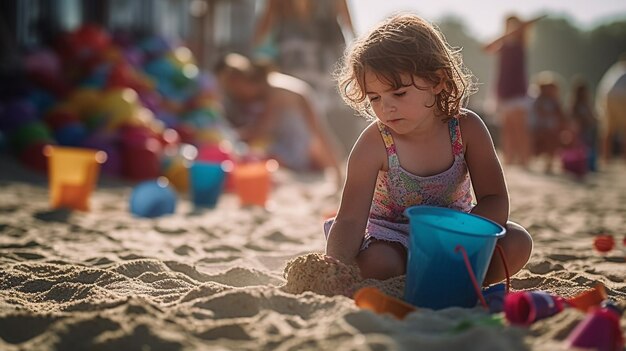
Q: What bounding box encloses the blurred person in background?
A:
[596,53,626,163]
[531,72,567,174]
[484,15,543,169]
[214,53,343,187]
[252,0,364,155]
[568,77,599,171]
[252,0,355,107]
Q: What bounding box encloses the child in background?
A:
[324,14,532,283]
[531,72,566,174]
[569,78,599,172]
[214,53,343,186]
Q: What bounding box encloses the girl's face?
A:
[364,71,440,135]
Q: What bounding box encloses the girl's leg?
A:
[356,240,407,280]
[483,221,533,286]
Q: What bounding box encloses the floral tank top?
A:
[369,118,473,224]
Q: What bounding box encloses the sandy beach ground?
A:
[0,152,625,351]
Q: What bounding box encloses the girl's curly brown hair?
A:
[335,13,477,120]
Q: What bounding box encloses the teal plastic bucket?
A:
[190,161,226,208]
[403,206,505,309]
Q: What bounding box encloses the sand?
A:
[1,153,625,351]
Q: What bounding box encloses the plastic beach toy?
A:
[189,161,226,208]
[11,121,54,153]
[504,283,608,325]
[231,160,278,207]
[504,291,567,325]
[81,132,121,176]
[561,144,588,178]
[129,177,177,218]
[45,145,107,211]
[197,143,234,191]
[482,282,507,313]
[403,206,505,309]
[567,283,608,312]
[120,127,161,181]
[354,287,416,319]
[162,143,197,193]
[594,234,615,253]
[566,300,624,351]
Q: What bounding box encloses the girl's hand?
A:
[323,254,362,296]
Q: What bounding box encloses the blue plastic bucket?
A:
[189,161,226,208]
[129,178,177,218]
[403,206,506,309]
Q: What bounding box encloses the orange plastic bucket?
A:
[45,145,107,211]
[232,160,277,207]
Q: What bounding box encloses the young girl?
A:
[531,72,566,174]
[325,14,533,285]
[569,78,599,171]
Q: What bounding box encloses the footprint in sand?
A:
[0,314,59,343]
[174,245,195,256]
[265,231,303,244]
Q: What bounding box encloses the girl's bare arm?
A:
[461,111,510,226]
[325,124,383,265]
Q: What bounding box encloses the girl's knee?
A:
[503,221,533,264]
[485,222,532,285]
[507,221,532,244]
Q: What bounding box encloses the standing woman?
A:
[252,0,356,111]
[484,15,542,168]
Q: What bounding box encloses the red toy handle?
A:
[456,243,510,310]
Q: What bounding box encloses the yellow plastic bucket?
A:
[45,145,107,211]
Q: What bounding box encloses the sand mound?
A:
[280,252,406,299]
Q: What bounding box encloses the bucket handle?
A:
[495,244,511,294]
[455,243,511,310]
